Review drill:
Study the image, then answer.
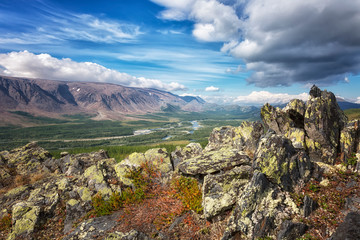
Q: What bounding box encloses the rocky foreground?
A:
[0,85,360,240]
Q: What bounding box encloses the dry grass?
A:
[0,172,48,196]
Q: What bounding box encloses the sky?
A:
[1,0,360,105]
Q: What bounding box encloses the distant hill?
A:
[336,97,360,110]
[0,75,205,124]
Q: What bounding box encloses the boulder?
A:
[1,142,51,175]
[45,149,109,175]
[222,172,300,240]
[115,148,172,186]
[62,212,123,240]
[261,100,306,149]
[261,103,292,135]
[205,121,264,155]
[253,131,312,191]
[177,147,250,176]
[329,212,360,240]
[202,165,251,219]
[7,202,41,240]
[105,230,151,240]
[84,158,119,197]
[277,220,308,240]
[171,143,203,169]
[340,120,360,162]
[304,85,347,163]
[303,195,318,217]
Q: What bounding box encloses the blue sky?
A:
[1,0,360,105]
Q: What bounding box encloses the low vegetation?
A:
[344,108,360,120]
[292,167,360,239]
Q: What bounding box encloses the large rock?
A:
[202,165,251,219]
[7,202,41,240]
[340,120,360,162]
[253,131,312,191]
[62,212,123,240]
[277,220,308,240]
[222,172,300,240]
[329,212,360,240]
[0,142,51,175]
[261,100,306,149]
[114,148,172,186]
[44,149,109,175]
[205,121,264,155]
[105,230,151,240]
[171,143,203,169]
[177,147,250,176]
[84,158,120,197]
[304,85,347,163]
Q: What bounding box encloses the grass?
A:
[344,108,360,120]
[49,143,188,162]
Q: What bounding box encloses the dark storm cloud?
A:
[222,0,360,87]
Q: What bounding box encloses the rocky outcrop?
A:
[177,147,250,175]
[261,85,348,163]
[329,212,360,240]
[205,121,264,155]
[114,148,172,186]
[222,172,300,239]
[305,86,348,163]
[253,131,312,191]
[171,143,203,169]
[202,165,251,219]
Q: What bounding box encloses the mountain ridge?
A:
[0,75,205,122]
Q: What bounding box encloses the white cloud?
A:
[0,51,187,92]
[205,86,220,92]
[152,0,360,87]
[356,97,360,104]
[0,6,141,44]
[151,0,241,42]
[234,91,309,105]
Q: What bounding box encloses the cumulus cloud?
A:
[0,51,186,91]
[234,91,309,105]
[152,0,360,87]
[205,86,220,92]
[356,97,360,104]
[151,0,241,42]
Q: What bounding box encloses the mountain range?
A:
[0,75,206,124]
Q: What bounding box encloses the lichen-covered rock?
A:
[261,102,306,149]
[105,230,151,240]
[340,120,360,161]
[304,85,347,163]
[62,212,122,240]
[177,147,250,176]
[7,202,41,240]
[1,142,51,175]
[222,172,300,240]
[202,165,251,219]
[253,131,312,191]
[329,211,360,240]
[283,99,306,118]
[171,143,203,169]
[115,148,172,186]
[277,220,308,240]
[261,103,292,134]
[205,121,264,155]
[64,199,88,234]
[303,196,318,217]
[84,158,119,197]
[45,149,109,175]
